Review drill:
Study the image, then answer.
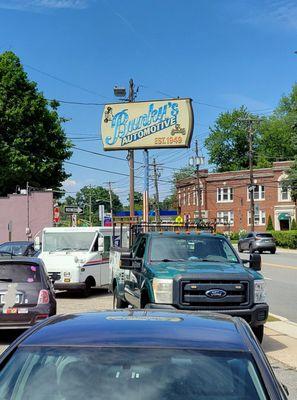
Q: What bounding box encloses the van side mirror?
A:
[249,253,261,271]
[98,237,104,253]
[34,236,41,251]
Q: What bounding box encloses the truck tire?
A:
[252,325,264,343]
[113,287,128,309]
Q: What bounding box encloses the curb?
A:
[266,314,297,340]
[276,248,297,254]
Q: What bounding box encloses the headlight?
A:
[254,279,266,303]
[64,272,71,277]
[152,278,173,304]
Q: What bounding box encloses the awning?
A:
[278,213,291,221]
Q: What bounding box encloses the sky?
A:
[0,0,297,204]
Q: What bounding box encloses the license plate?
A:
[18,308,28,314]
[0,294,21,304]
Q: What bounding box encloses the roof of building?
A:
[20,310,248,351]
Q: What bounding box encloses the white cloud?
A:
[240,0,297,30]
[0,0,91,11]
[63,178,77,188]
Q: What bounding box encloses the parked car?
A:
[238,232,276,254]
[110,231,268,342]
[0,256,56,329]
[0,241,37,257]
[0,310,288,399]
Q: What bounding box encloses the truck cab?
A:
[110,231,268,342]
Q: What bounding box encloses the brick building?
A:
[176,161,295,232]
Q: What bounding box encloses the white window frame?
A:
[247,185,265,201]
[216,211,234,226]
[247,210,266,226]
[217,187,233,203]
[187,191,191,206]
[278,176,291,202]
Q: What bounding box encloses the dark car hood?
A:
[147,261,253,279]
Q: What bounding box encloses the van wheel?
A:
[113,287,128,309]
[81,277,94,297]
[252,325,264,343]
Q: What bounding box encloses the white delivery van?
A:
[37,226,128,295]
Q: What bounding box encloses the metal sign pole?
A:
[143,149,149,231]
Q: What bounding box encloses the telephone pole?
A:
[248,122,255,232]
[189,140,204,222]
[152,158,161,223]
[128,78,136,220]
[107,181,114,223]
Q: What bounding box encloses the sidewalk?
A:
[263,315,297,370]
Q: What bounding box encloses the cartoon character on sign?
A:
[104,107,113,123]
[171,124,186,136]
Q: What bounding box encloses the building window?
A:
[248,210,266,226]
[217,211,234,226]
[187,191,191,206]
[193,189,196,205]
[178,191,181,207]
[279,181,291,202]
[217,187,233,203]
[248,185,265,201]
[183,192,186,206]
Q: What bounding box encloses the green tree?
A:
[127,191,143,211]
[266,215,274,231]
[291,219,297,230]
[0,51,72,195]
[172,166,195,184]
[205,107,261,172]
[160,194,177,210]
[75,185,123,225]
[282,158,297,221]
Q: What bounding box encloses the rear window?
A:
[256,234,273,238]
[0,264,41,283]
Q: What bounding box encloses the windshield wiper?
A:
[154,258,186,262]
[0,278,12,282]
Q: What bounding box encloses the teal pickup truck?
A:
[109,231,268,342]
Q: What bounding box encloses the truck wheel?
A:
[252,325,264,343]
[113,287,128,309]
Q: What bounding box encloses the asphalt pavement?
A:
[240,250,297,322]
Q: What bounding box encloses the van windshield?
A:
[43,232,96,252]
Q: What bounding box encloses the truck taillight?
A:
[38,290,50,304]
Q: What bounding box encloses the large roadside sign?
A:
[64,206,83,214]
[101,98,194,151]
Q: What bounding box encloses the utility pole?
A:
[89,186,92,226]
[128,78,135,220]
[152,158,160,223]
[248,121,255,232]
[26,182,31,240]
[189,140,204,224]
[195,140,202,221]
[108,181,114,223]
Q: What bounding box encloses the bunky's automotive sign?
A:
[101,98,194,150]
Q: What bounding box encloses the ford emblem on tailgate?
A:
[205,289,227,298]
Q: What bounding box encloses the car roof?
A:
[0,256,43,264]
[0,241,33,246]
[20,310,248,351]
[146,231,221,238]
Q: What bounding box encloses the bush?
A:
[268,230,297,249]
[266,215,274,231]
[291,219,297,230]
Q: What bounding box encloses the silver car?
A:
[238,232,276,254]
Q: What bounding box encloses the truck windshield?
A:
[0,347,268,399]
[150,236,239,263]
[43,232,96,252]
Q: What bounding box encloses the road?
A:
[240,250,297,322]
[0,289,296,397]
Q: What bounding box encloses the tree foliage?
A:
[266,215,274,231]
[204,107,259,172]
[0,51,72,196]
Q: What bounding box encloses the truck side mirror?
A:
[249,253,261,271]
[120,251,133,269]
[98,236,104,253]
[34,236,41,252]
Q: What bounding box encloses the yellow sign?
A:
[175,216,183,225]
[101,98,194,151]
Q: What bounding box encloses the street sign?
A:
[53,207,60,223]
[98,205,105,226]
[104,213,112,227]
[64,206,83,214]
